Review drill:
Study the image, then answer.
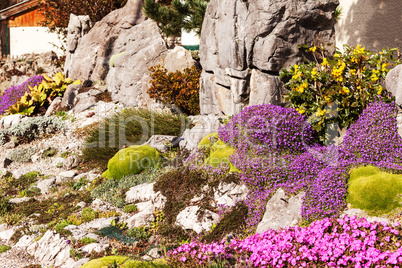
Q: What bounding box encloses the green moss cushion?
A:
[347,165,402,215]
[102,145,161,180]
[198,133,238,172]
[198,132,219,148]
[80,255,168,268]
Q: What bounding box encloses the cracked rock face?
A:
[199,0,339,115]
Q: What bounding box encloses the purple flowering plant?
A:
[0,75,44,115]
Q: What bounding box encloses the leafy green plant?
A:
[42,147,58,158]
[123,204,138,213]
[1,213,24,226]
[0,198,11,217]
[8,147,37,163]
[147,65,201,115]
[91,167,161,208]
[126,226,150,240]
[81,207,98,222]
[8,72,81,116]
[0,116,65,145]
[82,108,187,171]
[0,245,11,253]
[55,219,73,234]
[80,237,97,245]
[280,44,400,143]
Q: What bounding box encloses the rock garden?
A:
[0,0,402,267]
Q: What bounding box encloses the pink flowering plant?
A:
[168,216,402,267]
[280,45,400,143]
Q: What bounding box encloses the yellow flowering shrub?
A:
[280,44,400,143]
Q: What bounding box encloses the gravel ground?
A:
[0,248,38,268]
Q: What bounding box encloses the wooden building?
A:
[0,0,61,58]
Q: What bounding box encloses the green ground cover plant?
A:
[347,165,402,215]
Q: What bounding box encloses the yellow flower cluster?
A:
[321,58,329,67]
[331,60,346,81]
[353,44,365,54]
[294,80,309,93]
[311,68,318,80]
[339,86,350,95]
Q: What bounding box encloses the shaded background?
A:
[336,0,402,52]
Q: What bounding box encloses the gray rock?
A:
[386,64,402,106]
[61,258,90,268]
[106,20,167,107]
[256,189,304,233]
[36,178,56,195]
[3,140,16,149]
[175,206,219,233]
[64,225,87,240]
[0,114,23,129]
[249,69,282,106]
[179,115,223,150]
[73,96,96,113]
[0,224,15,240]
[165,46,197,73]
[15,235,35,247]
[80,243,109,254]
[144,135,178,152]
[341,208,390,224]
[214,182,249,207]
[199,0,338,115]
[10,75,30,87]
[66,0,146,81]
[58,170,77,179]
[125,208,155,228]
[45,97,63,116]
[63,155,80,170]
[142,247,161,261]
[9,196,32,204]
[125,183,156,204]
[81,217,116,230]
[27,230,71,267]
[61,84,82,110]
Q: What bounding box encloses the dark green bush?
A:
[82,108,187,171]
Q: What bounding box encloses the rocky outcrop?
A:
[64,14,93,75]
[65,0,146,81]
[256,189,304,233]
[199,0,339,115]
[106,19,168,106]
[385,64,402,106]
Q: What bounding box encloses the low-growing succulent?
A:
[123,204,138,213]
[0,116,65,145]
[81,207,98,222]
[8,147,37,163]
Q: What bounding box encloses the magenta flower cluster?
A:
[0,75,44,114]
[168,216,402,267]
[217,102,402,225]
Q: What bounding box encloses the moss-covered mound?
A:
[347,165,402,215]
[102,145,161,180]
[198,132,238,172]
[80,255,168,268]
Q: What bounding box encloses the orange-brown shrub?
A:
[147,65,201,115]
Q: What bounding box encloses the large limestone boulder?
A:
[106,20,168,106]
[199,0,339,115]
[65,0,146,81]
[385,64,402,106]
[256,188,304,233]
